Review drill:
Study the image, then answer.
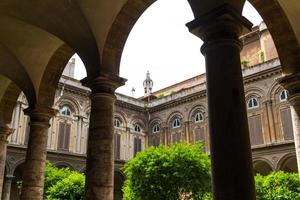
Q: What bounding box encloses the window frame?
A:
[194,112,204,123]
[172,118,181,129]
[279,90,288,102]
[247,98,259,109]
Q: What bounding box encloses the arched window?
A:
[194,112,204,123]
[247,98,259,109]
[134,124,141,133]
[114,118,121,128]
[152,124,160,133]
[60,105,72,116]
[172,118,181,128]
[279,90,288,102]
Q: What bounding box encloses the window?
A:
[134,124,141,132]
[172,118,181,128]
[134,136,142,156]
[194,112,204,123]
[58,122,71,151]
[247,98,259,109]
[114,133,121,159]
[152,124,160,133]
[60,105,72,116]
[279,90,288,102]
[114,118,121,128]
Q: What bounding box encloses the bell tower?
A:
[143,71,153,97]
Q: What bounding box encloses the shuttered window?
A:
[58,122,71,151]
[195,127,205,144]
[134,136,142,156]
[280,108,294,140]
[172,132,181,144]
[114,133,121,159]
[152,135,160,147]
[248,115,264,145]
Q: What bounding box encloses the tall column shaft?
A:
[11,102,21,143]
[265,100,276,143]
[76,116,82,153]
[20,106,55,200]
[0,126,12,200]
[278,73,300,175]
[2,175,14,200]
[187,5,256,200]
[82,74,125,200]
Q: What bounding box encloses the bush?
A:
[47,172,85,200]
[255,171,300,200]
[123,142,211,200]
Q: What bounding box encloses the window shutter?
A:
[64,124,71,151]
[195,127,205,145]
[58,122,65,150]
[134,137,137,156]
[280,108,294,140]
[138,137,142,152]
[248,115,264,145]
[114,133,121,159]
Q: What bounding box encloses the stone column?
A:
[264,100,276,143]
[0,126,12,199]
[20,106,55,200]
[278,73,300,175]
[82,73,125,200]
[187,5,256,199]
[2,175,14,200]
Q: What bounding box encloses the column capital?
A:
[24,105,56,125]
[0,126,13,142]
[186,4,252,53]
[82,72,126,95]
[278,73,300,105]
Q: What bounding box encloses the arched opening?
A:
[279,155,298,173]
[253,160,273,175]
[114,171,125,200]
[10,162,25,200]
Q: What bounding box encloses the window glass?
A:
[172,118,181,128]
[134,124,141,132]
[247,98,259,109]
[194,112,204,123]
[279,90,288,102]
[152,124,160,133]
[60,106,71,116]
[114,118,121,128]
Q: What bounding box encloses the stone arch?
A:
[149,117,162,128]
[130,117,146,131]
[114,112,128,128]
[252,158,274,175]
[55,96,81,117]
[188,105,207,122]
[248,0,300,75]
[38,44,74,108]
[245,87,266,102]
[0,45,36,107]
[0,77,22,125]
[267,81,283,102]
[276,153,298,173]
[167,111,184,126]
[52,161,75,170]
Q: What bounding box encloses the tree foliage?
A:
[255,171,300,200]
[44,162,85,200]
[123,143,211,200]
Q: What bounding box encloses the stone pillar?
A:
[2,175,14,200]
[82,74,125,200]
[20,106,55,200]
[0,126,12,199]
[187,5,256,199]
[264,100,276,143]
[278,73,300,175]
[76,116,83,153]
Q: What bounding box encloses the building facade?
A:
[3,22,297,199]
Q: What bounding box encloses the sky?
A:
[73,0,262,97]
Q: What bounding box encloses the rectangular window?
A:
[114,133,121,159]
[24,117,30,145]
[133,136,142,156]
[248,115,264,145]
[195,127,205,146]
[58,122,71,151]
[280,108,294,140]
